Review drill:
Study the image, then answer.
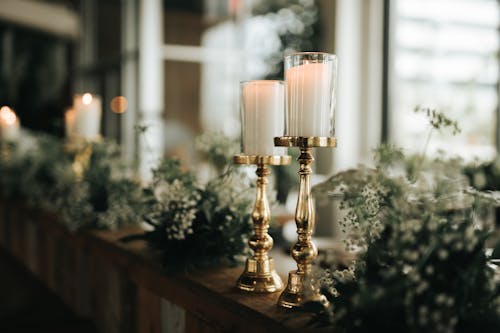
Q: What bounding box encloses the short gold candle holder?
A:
[64,136,100,181]
[274,136,337,309]
[234,154,291,293]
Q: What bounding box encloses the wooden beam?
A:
[0,0,79,39]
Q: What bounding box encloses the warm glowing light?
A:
[0,106,17,126]
[82,93,93,105]
[110,96,128,114]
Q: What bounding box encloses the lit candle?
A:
[241,80,286,156]
[73,93,102,139]
[285,53,337,137]
[0,106,20,142]
[64,107,76,138]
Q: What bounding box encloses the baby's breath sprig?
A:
[412,106,462,179]
[141,159,200,241]
[414,106,461,135]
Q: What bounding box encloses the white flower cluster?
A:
[151,179,200,241]
[338,179,386,252]
[203,171,254,250]
[314,145,500,332]
[96,179,143,230]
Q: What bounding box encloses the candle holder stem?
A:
[0,141,9,161]
[237,162,283,293]
[65,139,93,182]
[277,145,328,309]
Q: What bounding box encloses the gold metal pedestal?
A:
[234,155,291,293]
[274,136,337,309]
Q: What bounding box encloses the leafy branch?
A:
[413,106,462,177]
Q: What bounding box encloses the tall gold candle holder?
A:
[234,154,291,293]
[274,136,336,308]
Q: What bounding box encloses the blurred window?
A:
[161,0,320,138]
[390,0,500,160]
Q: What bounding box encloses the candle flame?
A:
[0,106,17,125]
[82,93,93,105]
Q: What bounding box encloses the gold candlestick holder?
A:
[274,136,336,308]
[234,154,291,293]
[64,136,100,181]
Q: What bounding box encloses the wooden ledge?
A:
[0,199,317,333]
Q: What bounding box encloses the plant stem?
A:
[414,128,434,178]
[421,127,434,159]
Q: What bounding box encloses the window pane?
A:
[390,0,499,160]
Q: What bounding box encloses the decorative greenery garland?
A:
[1,109,498,326]
[0,131,255,268]
[0,133,142,230]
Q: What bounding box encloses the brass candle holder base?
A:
[274,136,336,309]
[234,154,291,293]
[237,257,282,293]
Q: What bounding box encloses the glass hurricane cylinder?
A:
[284,52,337,137]
[240,80,286,156]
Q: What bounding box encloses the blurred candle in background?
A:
[241,80,286,156]
[285,52,337,137]
[73,93,102,139]
[0,106,20,142]
[64,107,76,138]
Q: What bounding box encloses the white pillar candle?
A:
[241,80,286,156]
[73,93,102,139]
[64,107,76,138]
[0,106,20,142]
[285,53,337,137]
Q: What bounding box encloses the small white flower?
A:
[435,293,447,305]
[438,249,448,260]
[416,281,429,294]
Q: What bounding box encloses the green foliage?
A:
[134,123,149,135]
[141,158,201,243]
[78,140,143,230]
[464,157,500,192]
[415,106,461,135]
[0,132,141,231]
[311,144,500,332]
[0,130,254,270]
[194,170,254,265]
[139,159,253,269]
[194,131,239,173]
